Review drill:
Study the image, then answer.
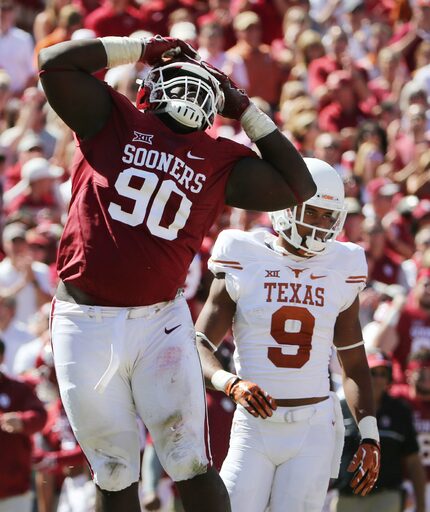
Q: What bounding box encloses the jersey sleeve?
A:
[339,243,368,312]
[208,229,246,303]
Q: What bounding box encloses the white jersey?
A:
[209,229,367,399]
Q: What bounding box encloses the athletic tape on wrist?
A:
[99,37,143,68]
[358,416,380,442]
[195,331,218,352]
[240,103,277,142]
[211,370,238,393]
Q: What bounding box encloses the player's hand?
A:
[202,64,250,119]
[142,35,198,66]
[0,412,24,433]
[226,379,277,419]
[347,439,381,496]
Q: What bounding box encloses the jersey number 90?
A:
[108,168,192,240]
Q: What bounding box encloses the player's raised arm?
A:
[334,297,381,496]
[195,277,276,419]
[38,36,198,140]
[212,70,317,211]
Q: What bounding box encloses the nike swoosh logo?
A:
[187,151,205,160]
[165,324,181,334]
[310,274,327,280]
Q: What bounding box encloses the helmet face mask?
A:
[137,61,225,130]
[270,158,347,256]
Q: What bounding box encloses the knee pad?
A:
[82,434,140,491]
[93,455,134,491]
[165,450,208,482]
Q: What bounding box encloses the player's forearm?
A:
[255,130,316,204]
[342,369,375,423]
[195,339,225,387]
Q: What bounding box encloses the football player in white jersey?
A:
[195,158,381,512]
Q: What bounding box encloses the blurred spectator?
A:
[84,0,143,37]
[0,87,57,161]
[338,197,364,244]
[391,349,430,511]
[285,110,318,156]
[0,222,53,323]
[4,157,64,221]
[318,70,374,132]
[0,296,33,376]
[12,302,51,378]
[0,0,36,95]
[353,120,386,185]
[362,216,408,287]
[270,6,312,79]
[169,20,198,48]
[34,4,83,63]
[371,268,430,383]
[368,48,407,105]
[363,177,399,220]
[33,374,93,512]
[289,28,325,84]
[314,132,350,177]
[228,11,282,108]
[331,350,426,512]
[390,0,430,73]
[392,104,430,172]
[33,0,73,42]
[196,0,236,50]
[0,338,47,512]
[197,21,249,89]
[308,26,366,104]
[0,70,12,134]
[140,0,192,37]
[382,195,418,262]
[406,149,430,199]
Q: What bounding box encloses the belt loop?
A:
[94,306,102,323]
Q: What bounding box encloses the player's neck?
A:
[274,237,312,261]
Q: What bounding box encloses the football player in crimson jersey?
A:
[195,158,381,512]
[38,35,315,512]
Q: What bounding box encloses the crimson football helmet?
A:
[270,158,347,255]
[136,60,225,130]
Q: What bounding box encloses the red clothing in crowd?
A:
[140,0,192,37]
[389,22,423,72]
[318,102,372,133]
[33,398,85,479]
[84,2,144,37]
[0,373,47,499]
[366,246,403,285]
[392,296,430,383]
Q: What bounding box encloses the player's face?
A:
[417,277,430,309]
[277,204,341,257]
[410,367,430,397]
[370,366,390,397]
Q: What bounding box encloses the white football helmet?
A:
[137,60,225,130]
[270,158,347,255]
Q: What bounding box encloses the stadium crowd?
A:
[2,0,430,510]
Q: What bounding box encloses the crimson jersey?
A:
[392,298,430,382]
[57,86,256,306]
